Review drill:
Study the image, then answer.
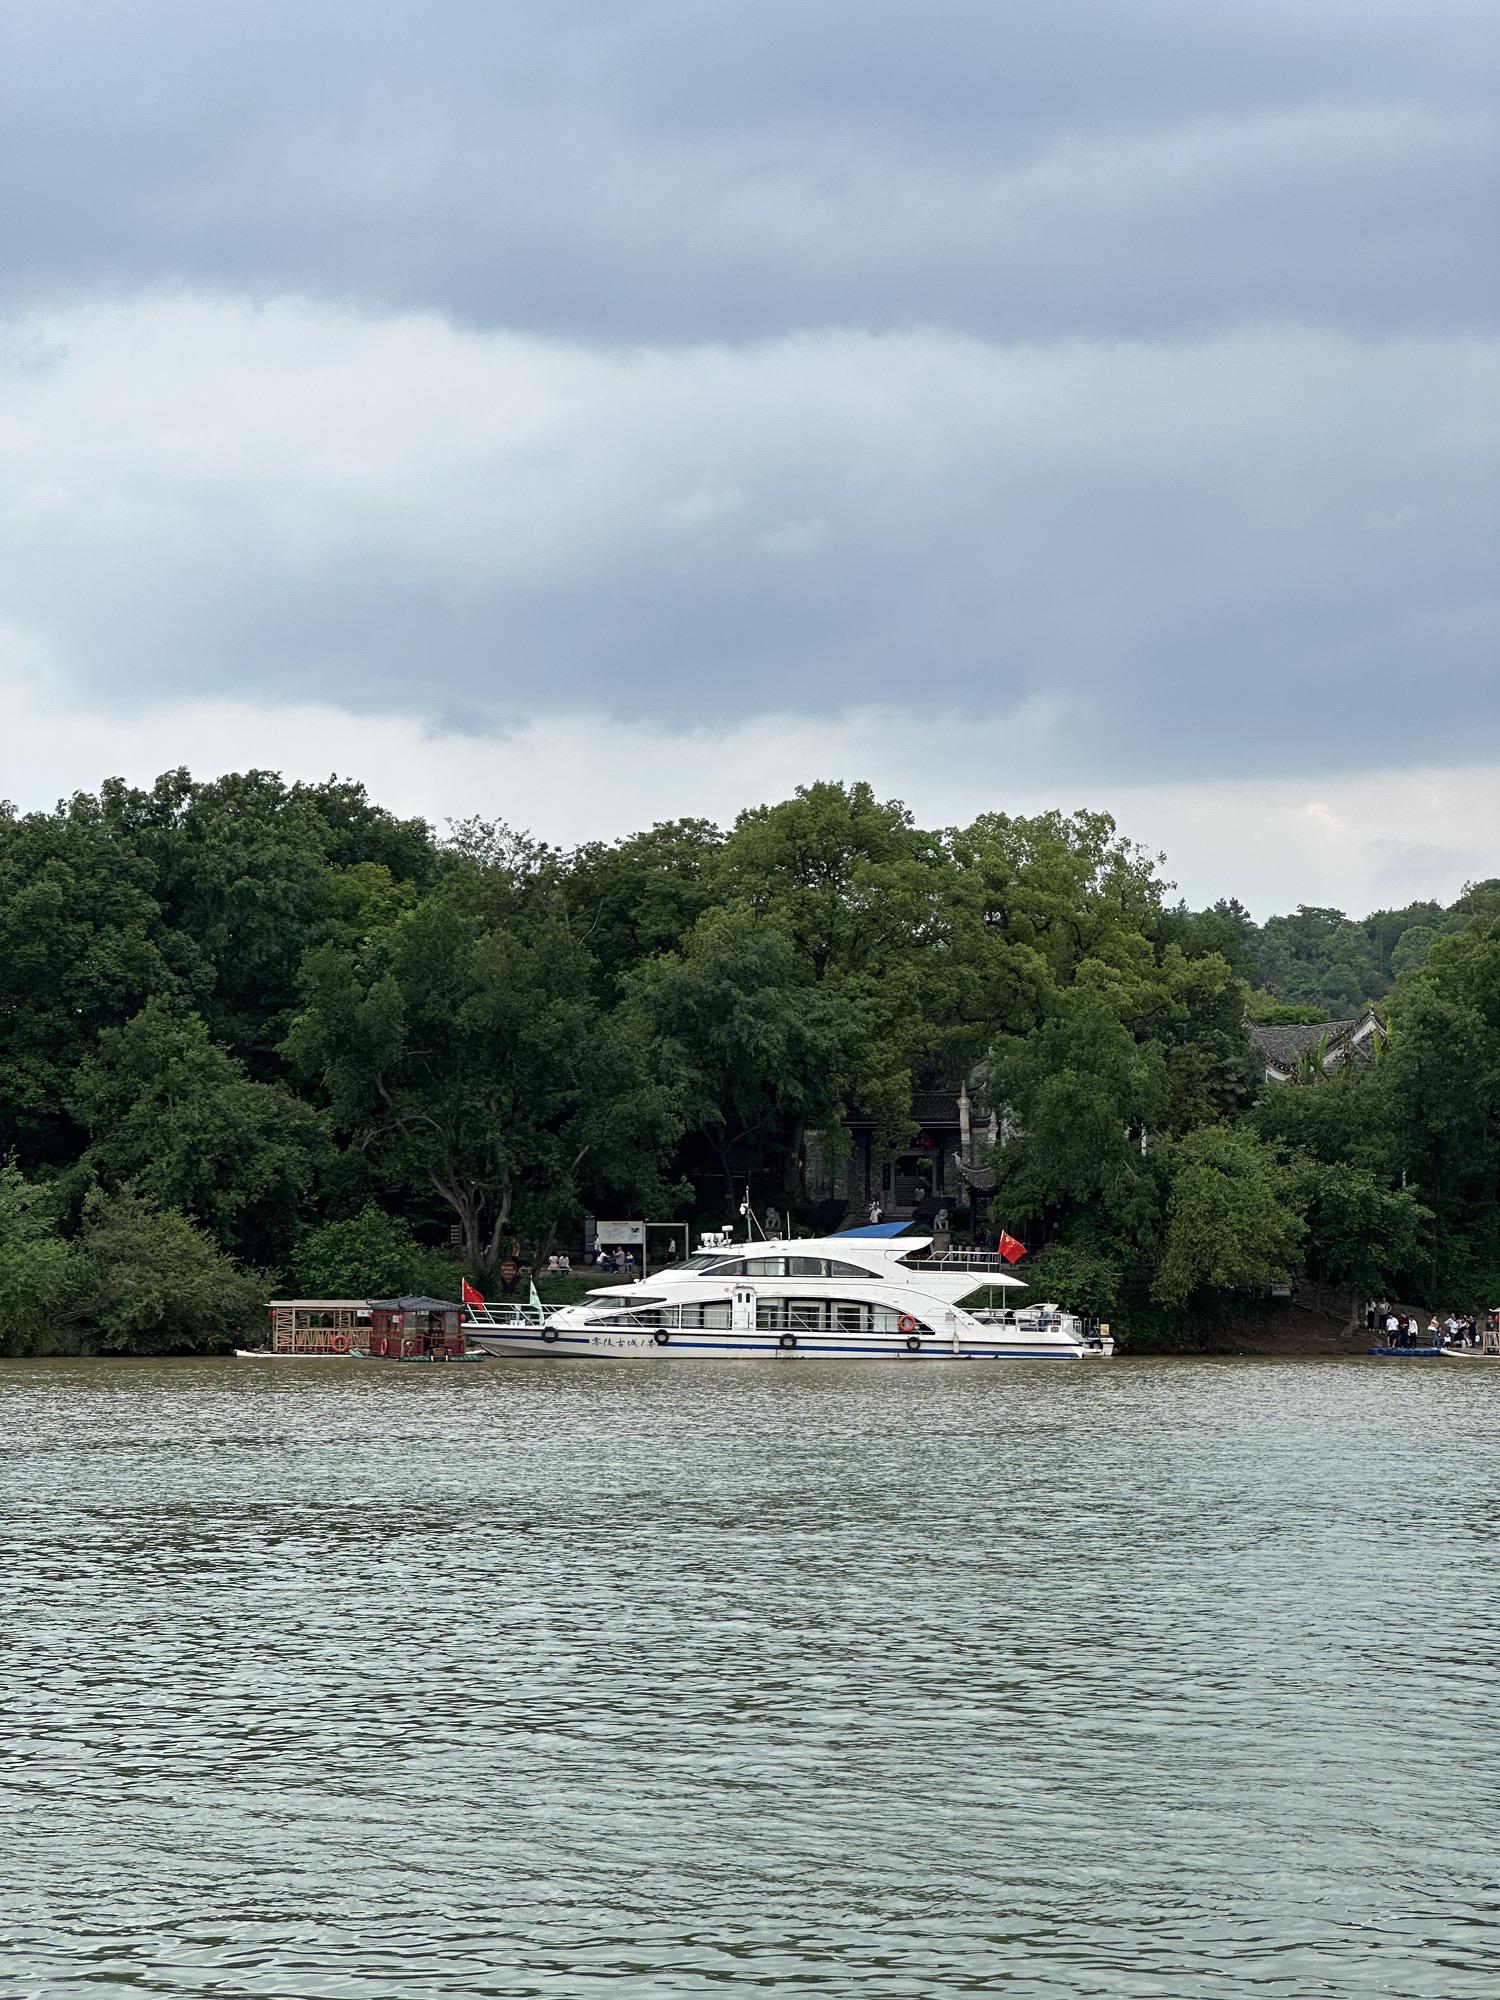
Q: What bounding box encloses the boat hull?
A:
[233,1348,364,1359]
[466,1326,1111,1362]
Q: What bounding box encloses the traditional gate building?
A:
[804,1081,999,1226]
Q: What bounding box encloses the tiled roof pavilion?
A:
[1249,1011,1384,1080]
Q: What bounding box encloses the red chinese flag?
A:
[998,1231,1027,1265]
[461,1278,485,1306]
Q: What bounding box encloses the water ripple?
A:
[2,1357,1498,1996]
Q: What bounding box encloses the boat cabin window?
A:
[826,1300,907,1333]
[676,1299,733,1329]
[756,1298,829,1331]
[786,1255,880,1279]
[683,1255,783,1277]
[589,1299,674,1327]
[742,1298,912,1334]
[701,1254,880,1279]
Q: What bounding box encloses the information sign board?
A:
[595,1218,646,1246]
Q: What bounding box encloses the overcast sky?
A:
[1,0,1496,912]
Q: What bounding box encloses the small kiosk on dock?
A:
[367,1296,468,1361]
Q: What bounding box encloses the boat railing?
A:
[902,1249,1017,1273]
[464,1303,554,1329]
[968,1307,1081,1333]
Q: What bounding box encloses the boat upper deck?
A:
[899,1248,1024,1275]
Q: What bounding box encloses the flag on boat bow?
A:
[998,1231,1027,1265]
[461,1278,485,1307]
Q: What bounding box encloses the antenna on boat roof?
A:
[737,1185,766,1241]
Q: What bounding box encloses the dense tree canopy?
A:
[1244,890,1493,1017]
[0,768,1492,1352]
[68,998,326,1266]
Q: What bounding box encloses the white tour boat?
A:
[463,1223,1112,1363]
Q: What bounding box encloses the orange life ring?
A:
[897,1314,918,1334]
[328,1332,351,1354]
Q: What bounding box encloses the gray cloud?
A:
[0,298,1494,781]
[0,2,1496,813]
[1,1,1495,342]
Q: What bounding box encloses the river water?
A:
[2,1355,1497,1998]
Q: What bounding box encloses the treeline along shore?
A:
[1,769,1495,1357]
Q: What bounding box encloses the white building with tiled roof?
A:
[1248,1010,1385,1084]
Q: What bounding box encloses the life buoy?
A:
[897,1314,918,1334]
[328,1332,351,1354]
[541,1327,559,1344]
[778,1332,798,1349]
[904,1334,921,1352]
[652,1330,670,1346]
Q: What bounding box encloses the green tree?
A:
[1292,1159,1432,1301]
[948,808,1166,991]
[0,1164,75,1356]
[1247,995,1330,1026]
[286,860,683,1274]
[93,768,435,1065]
[986,958,1172,1240]
[939,808,1167,1083]
[1156,896,1259,984]
[1389,924,1437,980]
[0,794,180,1163]
[563,818,725,996]
[626,904,857,1208]
[1375,918,1500,1293]
[1253,903,1394,1011]
[1154,1126,1305,1305]
[70,1186,266,1354]
[291,1202,458,1299]
[718,781,953,1133]
[1251,1059,1398,1181]
[67,999,327,1267]
[1018,1240,1125,1321]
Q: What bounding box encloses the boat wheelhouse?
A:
[367,1296,469,1361]
[463,1224,1111,1363]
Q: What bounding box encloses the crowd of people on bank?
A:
[538,1244,679,1278]
[1366,1301,1495,1349]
